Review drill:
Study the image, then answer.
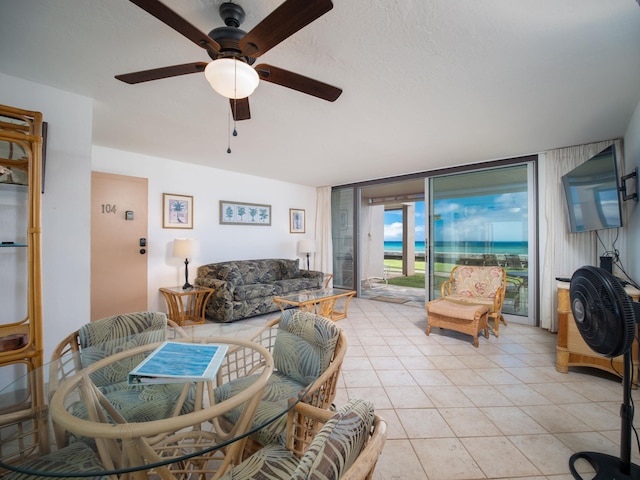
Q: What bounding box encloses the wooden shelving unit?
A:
[0,104,44,375]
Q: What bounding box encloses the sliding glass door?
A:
[426,163,536,324]
[331,187,355,290]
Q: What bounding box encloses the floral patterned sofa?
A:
[194,259,324,323]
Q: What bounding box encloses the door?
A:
[426,163,536,325]
[91,172,148,320]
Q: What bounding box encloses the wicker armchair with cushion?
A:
[214,309,347,453]
[426,265,507,344]
[49,311,193,447]
[219,399,387,480]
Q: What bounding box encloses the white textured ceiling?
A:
[1,0,639,188]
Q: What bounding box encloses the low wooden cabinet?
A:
[556,281,640,386]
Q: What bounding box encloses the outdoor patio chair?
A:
[364,265,390,289]
[482,254,501,266]
[505,254,525,269]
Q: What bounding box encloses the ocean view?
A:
[384,241,528,255]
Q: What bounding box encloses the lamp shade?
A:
[204,58,259,99]
[298,239,317,254]
[173,238,193,259]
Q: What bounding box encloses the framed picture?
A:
[163,193,193,229]
[220,200,271,226]
[289,208,305,233]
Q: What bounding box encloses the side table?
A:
[159,286,214,326]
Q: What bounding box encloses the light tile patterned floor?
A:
[190,296,638,479]
[331,297,639,480]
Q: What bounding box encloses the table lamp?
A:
[298,239,316,270]
[173,238,194,289]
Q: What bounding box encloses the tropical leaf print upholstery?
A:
[274,309,341,385]
[63,312,194,428]
[217,444,301,479]
[218,399,375,480]
[194,259,324,322]
[298,399,374,479]
[214,371,306,445]
[279,258,301,279]
[78,311,168,387]
[214,310,341,447]
[2,441,108,480]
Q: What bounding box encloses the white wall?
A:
[1,73,316,362]
[623,98,640,283]
[92,146,317,314]
[0,73,93,360]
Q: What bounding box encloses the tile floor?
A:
[331,297,638,480]
[192,296,638,480]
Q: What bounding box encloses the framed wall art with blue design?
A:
[219,200,271,226]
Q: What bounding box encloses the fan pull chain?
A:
[227,99,239,153]
[227,108,232,154]
[225,59,239,153]
[233,59,238,137]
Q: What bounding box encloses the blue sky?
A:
[384,193,528,242]
[384,201,425,242]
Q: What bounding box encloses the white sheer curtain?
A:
[540,138,625,331]
[314,186,333,278]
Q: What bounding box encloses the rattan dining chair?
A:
[219,399,387,480]
[48,311,191,447]
[49,336,275,480]
[1,440,106,480]
[214,309,347,455]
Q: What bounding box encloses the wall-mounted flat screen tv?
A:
[561,145,623,233]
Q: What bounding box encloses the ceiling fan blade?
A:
[129,0,220,54]
[230,98,251,121]
[115,62,208,84]
[255,64,342,102]
[240,0,333,57]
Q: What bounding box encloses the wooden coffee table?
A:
[273,288,356,321]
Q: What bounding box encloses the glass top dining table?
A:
[0,330,288,479]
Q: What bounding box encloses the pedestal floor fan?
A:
[569,266,640,479]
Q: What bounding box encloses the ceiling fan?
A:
[115,0,342,121]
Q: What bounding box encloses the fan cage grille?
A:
[569,266,635,358]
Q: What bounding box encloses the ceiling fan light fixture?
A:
[204,58,259,99]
